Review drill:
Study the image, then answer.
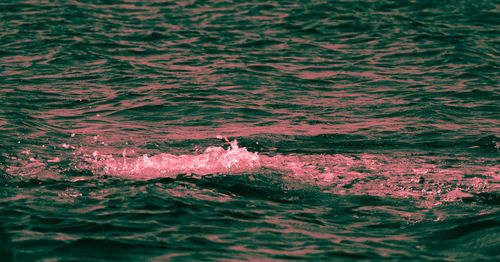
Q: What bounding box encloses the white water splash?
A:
[94,140,261,179]
[82,139,499,206]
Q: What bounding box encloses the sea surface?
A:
[1,0,499,261]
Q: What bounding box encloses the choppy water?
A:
[1,0,499,261]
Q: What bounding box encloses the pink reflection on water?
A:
[298,70,379,80]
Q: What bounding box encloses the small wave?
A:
[92,139,261,179]
[3,137,497,207]
[78,139,499,206]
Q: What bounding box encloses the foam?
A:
[95,140,261,179]
[57,139,499,206]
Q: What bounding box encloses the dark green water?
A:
[1,0,499,261]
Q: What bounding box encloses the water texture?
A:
[1,0,499,261]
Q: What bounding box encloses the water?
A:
[1,0,499,261]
